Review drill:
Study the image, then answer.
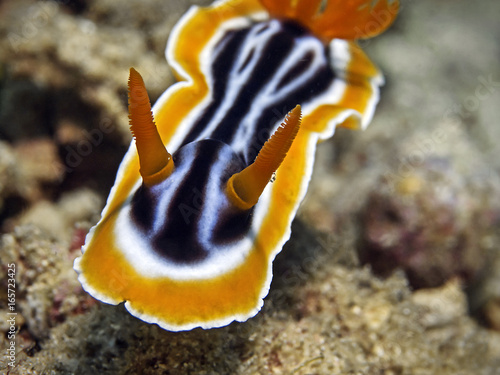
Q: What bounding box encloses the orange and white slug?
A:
[74,0,399,331]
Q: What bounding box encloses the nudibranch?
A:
[74,0,398,331]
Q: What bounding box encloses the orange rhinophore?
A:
[227,105,302,210]
[128,68,174,186]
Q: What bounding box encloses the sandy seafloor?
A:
[1,0,500,373]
